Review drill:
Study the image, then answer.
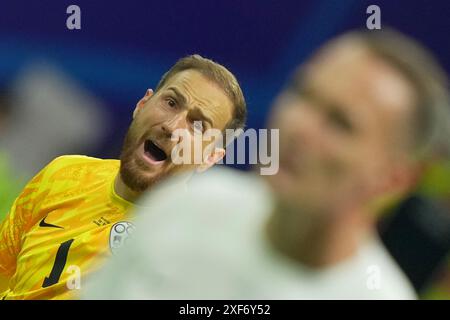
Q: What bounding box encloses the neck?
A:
[114,174,141,203]
[267,201,372,269]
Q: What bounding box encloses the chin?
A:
[120,161,162,193]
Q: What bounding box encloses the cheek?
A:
[140,104,156,121]
[140,100,167,122]
[126,119,142,139]
[136,106,167,134]
[324,129,373,167]
[129,118,147,140]
[173,134,196,160]
[319,140,362,181]
[339,144,386,186]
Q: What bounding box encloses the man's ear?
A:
[196,148,225,173]
[133,89,153,119]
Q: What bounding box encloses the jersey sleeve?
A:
[0,157,61,277]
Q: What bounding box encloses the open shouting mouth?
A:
[142,139,168,165]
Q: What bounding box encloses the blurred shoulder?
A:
[189,167,273,202]
[135,167,275,234]
[142,167,273,214]
[359,237,417,300]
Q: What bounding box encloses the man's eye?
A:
[328,110,353,133]
[166,98,176,108]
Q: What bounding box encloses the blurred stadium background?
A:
[0,0,449,299]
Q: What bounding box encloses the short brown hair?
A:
[353,29,450,160]
[155,54,247,132]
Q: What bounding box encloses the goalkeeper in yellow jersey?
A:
[0,55,246,299]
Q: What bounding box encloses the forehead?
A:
[301,39,416,131]
[162,69,233,127]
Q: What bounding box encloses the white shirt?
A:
[84,168,416,300]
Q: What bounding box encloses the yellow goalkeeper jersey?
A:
[0,155,134,299]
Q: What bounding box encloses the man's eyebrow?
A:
[167,86,214,127]
[167,87,187,105]
[191,107,214,127]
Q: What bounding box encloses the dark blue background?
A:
[1,0,449,159]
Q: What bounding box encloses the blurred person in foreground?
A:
[0,55,246,299]
[85,29,450,299]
